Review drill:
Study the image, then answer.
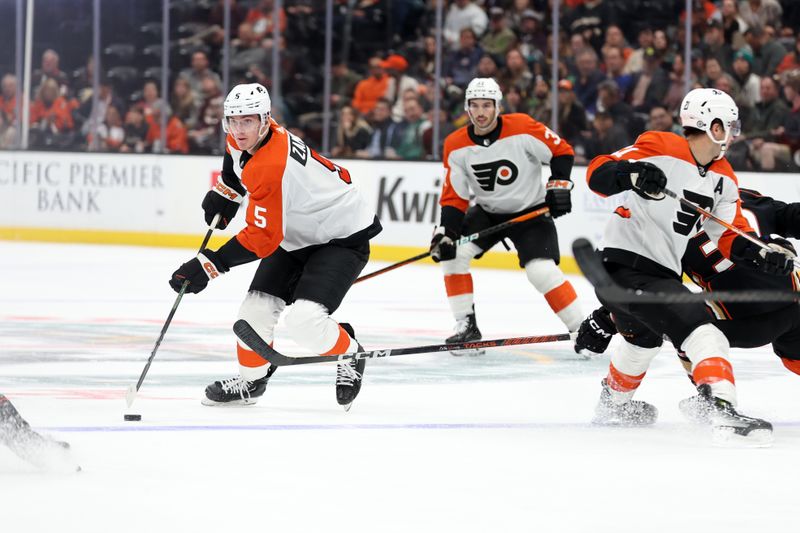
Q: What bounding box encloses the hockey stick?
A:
[572,238,800,304]
[125,214,221,408]
[233,319,571,367]
[354,206,551,283]
[663,186,800,269]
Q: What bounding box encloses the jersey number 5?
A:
[673,190,713,236]
[311,149,352,184]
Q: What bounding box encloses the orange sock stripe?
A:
[780,357,800,376]
[607,363,646,392]
[321,325,352,356]
[237,342,269,367]
[444,273,473,297]
[544,281,578,313]
[692,357,735,386]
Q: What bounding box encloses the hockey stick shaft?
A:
[233,319,571,367]
[354,206,550,283]
[125,214,221,408]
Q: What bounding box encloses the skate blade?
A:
[711,427,774,448]
[341,402,352,412]
[200,397,260,407]
[450,348,485,357]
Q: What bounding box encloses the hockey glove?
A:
[545,179,573,218]
[430,226,457,263]
[169,249,230,294]
[202,181,244,230]
[574,307,617,357]
[734,236,796,276]
[617,160,667,201]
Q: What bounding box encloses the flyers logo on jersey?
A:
[471,159,518,191]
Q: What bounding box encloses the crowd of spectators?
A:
[1,0,799,171]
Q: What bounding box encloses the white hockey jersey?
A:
[226,120,378,257]
[587,131,753,277]
[441,113,574,214]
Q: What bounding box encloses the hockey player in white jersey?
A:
[169,83,382,410]
[430,78,582,351]
[585,88,794,444]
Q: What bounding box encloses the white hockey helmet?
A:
[679,88,741,160]
[222,83,271,134]
[464,78,502,127]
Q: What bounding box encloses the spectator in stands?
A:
[517,9,547,65]
[180,51,222,97]
[732,48,762,107]
[32,49,70,97]
[330,59,360,111]
[556,79,588,149]
[119,108,148,154]
[146,102,189,154]
[412,35,438,81]
[187,76,224,153]
[702,56,725,87]
[0,74,17,148]
[498,48,534,97]
[603,46,634,100]
[134,80,166,122]
[776,34,800,74]
[358,98,399,159]
[245,0,287,41]
[29,78,75,149]
[383,54,419,122]
[663,54,695,113]
[652,29,674,64]
[422,107,454,158]
[739,0,783,31]
[722,0,748,49]
[79,76,125,140]
[583,110,632,160]
[648,105,682,134]
[502,84,531,115]
[481,7,517,58]
[389,97,429,160]
[603,25,632,62]
[702,18,733,72]
[597,79,639,136]
[777,70,800,167]
[745,24,787,77]
[443,0,488,50]
[230,22,270,80]
[573,48,605,115]
[170,76,199,131]
[624,26,654,75]
[352,56,391,116]
[568,0,612,53]
[89,105,125,152]
[476,54,500,80]
[444,28,484,90]
[506,0,534,34]
[747,75,790,169]
[630,47,669,113]
[529,75,552,125]
[181,0,248,47]
[331,105,372,158]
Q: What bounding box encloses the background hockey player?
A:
[584,87,794,445]
[430,77,582,351]
[1,394,77,471]
[170,83,382,410]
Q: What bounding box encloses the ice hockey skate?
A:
[592,379,658,426]
[202,365,277,406]
[681,385,773,447]
[336,323,365,412]
[446,313,485,356]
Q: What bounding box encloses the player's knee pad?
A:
[284,299,345,354]
[680,323,730,365]
[441,242,482,275]
[610,340,661,377]
[237,290,285,343]
[523,258,565,293]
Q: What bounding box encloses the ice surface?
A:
[1,241,798,532]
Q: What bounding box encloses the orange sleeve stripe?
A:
[607,363,646,392]
[780,358,800,376]
[237,343,269,367]
[544,281,578,313]
[444,273,474,297]
[439,172,469,211]
[321,326,353,356]
[440,128,472,212]
[500,114,574,157]
[692,357,735,386]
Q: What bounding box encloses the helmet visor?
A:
[223,116,261,134]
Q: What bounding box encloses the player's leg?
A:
[766,305,800,376]
[203,249,300,406]
[509,212,582,332]
[289,241,370,409]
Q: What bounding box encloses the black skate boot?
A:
[682,385,773,447]
[574,307,616,358]
[446,313,484,356]
[336,323,365,412]
[201,365,277,406]
[592,379,658,426]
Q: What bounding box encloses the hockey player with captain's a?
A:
[430,77,583,353]
[583,87,795,445]
[169,83,382,411]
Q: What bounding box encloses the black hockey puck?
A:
[124,414,142,421]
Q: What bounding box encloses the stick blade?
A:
[125,383,137,409]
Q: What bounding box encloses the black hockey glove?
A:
[545,179,573,218]
[574,307,617,357]
[734,236,796,276]
[617,160,667,201]
[430,226,457,263]
[169,249,230,294]
[202,181,244,230]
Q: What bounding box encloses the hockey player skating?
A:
[575,188,800,419]
[430,78,582,353]
[1,394,78,471]
[584,88,794,445]
[170,83,382,410]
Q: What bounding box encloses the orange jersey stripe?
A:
[544,281,578,313]
[607,363,646,392]
[321,325,352,356]
[692,357,735,385]
[444,273,474,297]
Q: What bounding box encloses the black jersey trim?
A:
[468,116,503,147]
[602,247,682,280]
